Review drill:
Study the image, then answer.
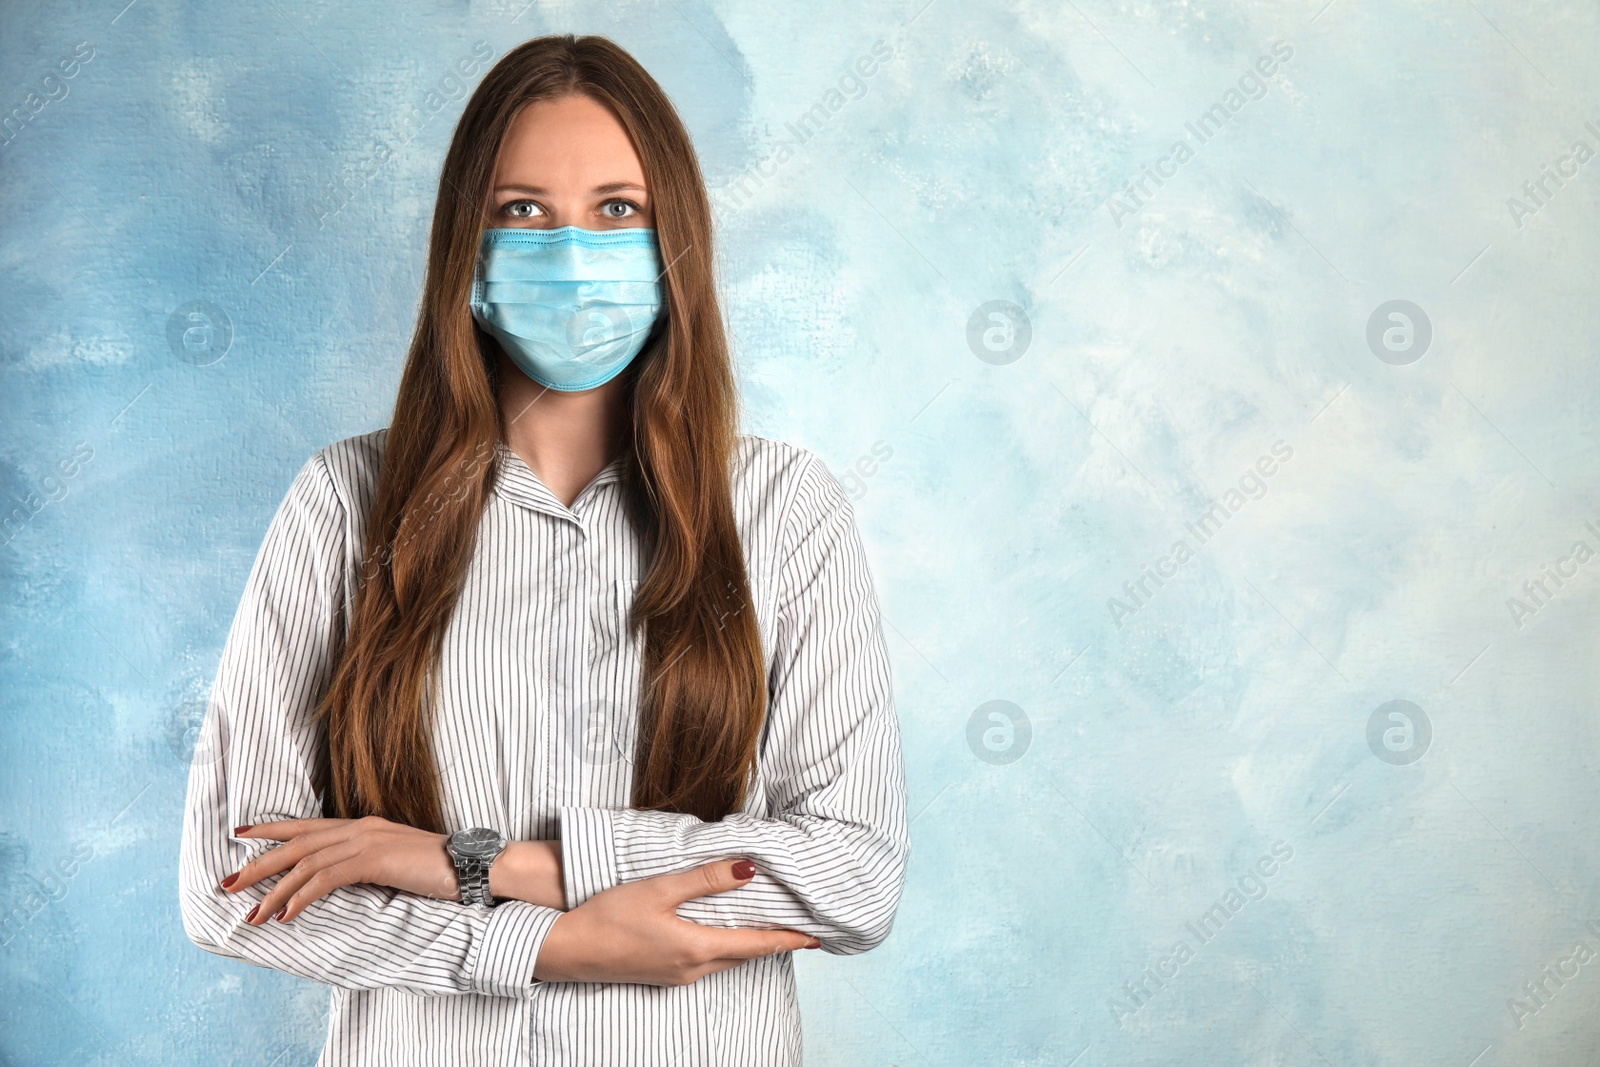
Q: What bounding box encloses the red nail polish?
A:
[220,873,238,889]
[234,824,253,834]
[805,940,822,949]
[731,860,756,880]
[274,907,288,922]
[246,904,260,923]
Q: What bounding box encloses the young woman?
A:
[177,33,909,1067]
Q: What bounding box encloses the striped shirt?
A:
[178,427,910,1066]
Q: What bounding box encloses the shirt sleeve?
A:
[557,451,911,954]
[178,449,563,997]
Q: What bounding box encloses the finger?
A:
[235,818,349,841]
[275,842,367,923]
[249,840,365,925]
[225,822,364,893]
[685,941,816,984]
[654,859,760,907]
[690,924,819,961]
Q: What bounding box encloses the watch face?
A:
[451,827,505,860]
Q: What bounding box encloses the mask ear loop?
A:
[469,241,504,392]
[468,240,488,325]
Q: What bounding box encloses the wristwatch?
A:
[445,827,508,909]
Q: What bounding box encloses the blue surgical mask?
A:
[470,226,664,392]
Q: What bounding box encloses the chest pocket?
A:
[571,579,642,801]
[613,576,642,658]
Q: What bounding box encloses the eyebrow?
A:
[494,182,648,196]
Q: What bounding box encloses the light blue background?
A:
[3,1,1598,1064]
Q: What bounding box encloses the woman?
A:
[177,33,909,1067]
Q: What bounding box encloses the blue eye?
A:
[602,200,638,219]
[503,200,540,219]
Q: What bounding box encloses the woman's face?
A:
[488,94,654,231]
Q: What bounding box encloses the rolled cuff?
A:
[557,806,619,910]
[467,900,563,996]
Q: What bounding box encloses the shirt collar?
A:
[491,441,624,519]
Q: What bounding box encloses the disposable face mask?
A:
[470,226,664,392]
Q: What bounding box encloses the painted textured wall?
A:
[3,1,1598,1063]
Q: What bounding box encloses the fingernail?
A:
[274,907,288,922]
[731,860,756,880]
[805,939,822,949]
[245,904,260,923]
[234,824,253,834]
[220,873,239,889]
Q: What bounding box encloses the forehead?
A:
[493,94,646,187]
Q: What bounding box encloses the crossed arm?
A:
[178,448,909,995]
[215,817,819,986]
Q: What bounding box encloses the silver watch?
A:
[446,827,508,909]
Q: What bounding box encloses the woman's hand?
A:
[221,816,458,924]
[533,859,821,986]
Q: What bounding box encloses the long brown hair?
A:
[311,35,764,831]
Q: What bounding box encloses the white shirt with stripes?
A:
[178,427,910,1066]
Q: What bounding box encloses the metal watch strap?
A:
[458,856,491,908]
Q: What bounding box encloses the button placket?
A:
[612,577,642,776]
